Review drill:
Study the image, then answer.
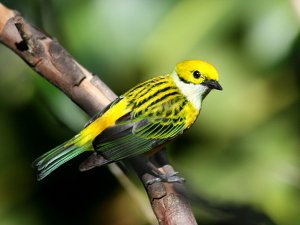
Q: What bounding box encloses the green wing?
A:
[92,101,187,162]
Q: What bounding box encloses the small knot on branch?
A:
[14,17,33,52]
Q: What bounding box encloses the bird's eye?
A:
[193,70,201,79]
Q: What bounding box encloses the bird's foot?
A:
[145,171,185,185]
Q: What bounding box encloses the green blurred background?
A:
[0,0,300,224]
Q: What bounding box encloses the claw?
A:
[169,171,179,176]
[146,172,185,185]
[166,175,185,183]
[146,177,162,185]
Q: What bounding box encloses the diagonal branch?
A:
[0,3,197,225]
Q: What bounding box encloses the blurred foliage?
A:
[0,0,300,225]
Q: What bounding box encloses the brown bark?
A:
[0,3,197,225]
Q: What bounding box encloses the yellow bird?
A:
[33,60,222,181]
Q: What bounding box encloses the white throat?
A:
[172,72,210,110]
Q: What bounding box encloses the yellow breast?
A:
[184,101,199,129]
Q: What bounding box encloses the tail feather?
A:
[33,135,91,180]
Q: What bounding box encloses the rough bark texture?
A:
[0,3,197,225]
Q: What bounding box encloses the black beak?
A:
[202,80,223,90]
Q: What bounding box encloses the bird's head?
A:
[174,60,222,91]
[171,60,222,108]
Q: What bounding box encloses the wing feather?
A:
[91,80,190,162]
[93,117,185,162]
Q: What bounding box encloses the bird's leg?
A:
[128,150,185,185]
[146,149,185,185]
[145,160,185,185]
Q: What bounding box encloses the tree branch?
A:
[0,3,197,225]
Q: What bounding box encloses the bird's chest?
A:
[183,102,200,129]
